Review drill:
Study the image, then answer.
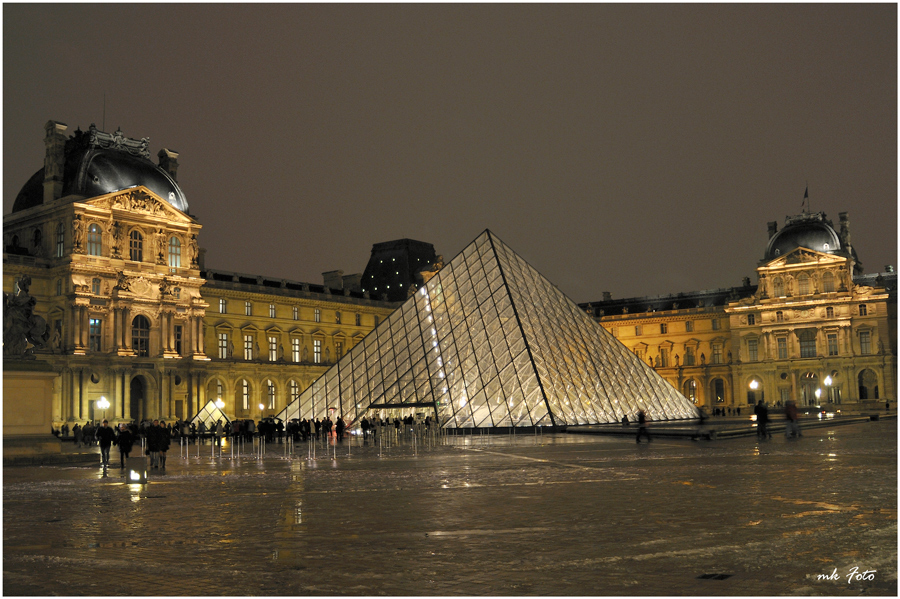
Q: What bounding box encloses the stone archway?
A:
[858,369,879,400]
[130,375,146,421]
[799,372,819,406]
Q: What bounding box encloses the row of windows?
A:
[770,271,837,297]
[79,222,185,269]
[217,298,372,326]
[634,343,726,366]
[86,316,164,357]
[626,319,715,337]
[218,378,302,411]
[216,332,343,364]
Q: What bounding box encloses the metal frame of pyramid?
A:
[277,230,699,428]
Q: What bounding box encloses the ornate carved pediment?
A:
[128,276,156,298]
[764,247,845,268]
[86,187,192,223]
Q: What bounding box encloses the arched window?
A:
[56,222,65,257]
[129,230,143,262]
[822,271,835,293]
[87,224,102,256]
[772,277,784,297]
[132,315,151,357]
[267,380,276,409]
[712,378,726,403]
[682,379,697,404]
[798,273,810,295]
[168,236,181,269]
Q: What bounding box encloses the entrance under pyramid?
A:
[278,230,699,428]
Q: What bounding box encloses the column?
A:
[112,308,120,352]
[124,308,133,351]
[123,371,132,421]
[78,369,87,420]
[111,369,121,421]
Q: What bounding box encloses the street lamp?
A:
[215,398,225,410]
[96,396,110,422]
[259,402,266,420]
[824,376,833,404]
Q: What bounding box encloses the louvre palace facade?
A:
[580,211,897,410]
[4,121,896,429]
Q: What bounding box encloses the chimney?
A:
[43,121,68,203]
[767,221,778,239]
[601,291,612,301]
[838,212,851,248]
[322,270,344,290]
[158,149,179,181]
[742,277,751,287]
[342,273,362,292]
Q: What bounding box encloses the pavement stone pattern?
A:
[3,420,896,596]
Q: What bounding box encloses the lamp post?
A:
[215,398,225,410]
[96,396,110,422]
[824,376,833,404]
[259,403,266,420]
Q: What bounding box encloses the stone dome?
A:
[12,124,188,214]
[764,212,842,260]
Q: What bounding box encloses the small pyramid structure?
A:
[191,400,231,429]
[278,230,698,427]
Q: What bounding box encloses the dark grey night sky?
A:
[4,4,896,302]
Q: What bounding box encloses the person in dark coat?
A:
[335,417,345,442]
[95,420,117,466]
[754,400,771,440]
[116,423,134,469]
[146,420,164,468]
[635,410,651,443]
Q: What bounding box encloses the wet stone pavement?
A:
[3,421,896,596]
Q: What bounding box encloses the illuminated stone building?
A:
[581,211,897,410]
[3,122,398,426]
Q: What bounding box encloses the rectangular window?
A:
[268,336,277,361]
[859,304,868,316]
[269,304,276,318]
[56,224,64,257]
[747,338,758,362]
[267,381,276,409]
[217,380,224,400]
[89,318,102,352]
[859,331,871,355]
[291,338,300,362]
[660,323,667,334]
[685,320,693,332]
[242,380,249,410]
[57,279,63,295]
[293,306,299,321]
[219,298,226,314]
[314,309,321,323]
[92,278,101,295]
[776,311,784,323]
[800,333,816,358]
[747,314,756,325]
[777,337,788,359]
[174,325,183,355]
[335,341,343,360]
[633,348,644,362]
[659,347,668,367]
[218,332,228,359]
[827,333,839,356]
[635,325,642,336]
[711,319,720,331]
[244,334,253,360]
[711,343,723,364]
[314,339,322,364]
[355,313,361,326]
[684,347,695,366]
[245,301,252,316]
[826,306,834,318]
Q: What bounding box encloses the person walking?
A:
[115,423,134,469]
[635,410,651,443]
[146,420,163,468]
[95,420,116,466]
[158,421,171,469]
[73,423,83,448]
[784,400,801,438]
[335,416,345,442]
[754,400,771,440]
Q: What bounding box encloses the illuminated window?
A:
[268,336,277,361]
[168,236,181,269]
[314,309,321,323]
[289,380,300,403]
[245,301,252,316]
[747,338,758,362]
[682,379,697,404]
[267,380,276,409]
[219,298,226,314]
[87,224,102,256]
[269,304,276,318]
[335,341,343,359]
[293,306,299,321]
[822,271,835,293]
[218,332,228,359]
[89,318,102,352]
[132,315,150,357]
[291,338,300,362]
[314,339,322,364]
[244,334,253,360]
[129,230,142,261]
[241,379,250,410]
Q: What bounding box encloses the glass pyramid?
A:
[277,230,699,428]
[191,400,231,429]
